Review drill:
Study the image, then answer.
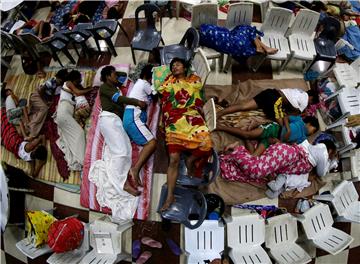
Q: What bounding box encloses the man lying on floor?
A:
[1,108,47,177]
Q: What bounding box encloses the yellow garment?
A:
[158,74,212,152]
[274,97,284,119]
[26,210,57,247]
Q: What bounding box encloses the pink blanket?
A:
[80,79,160,220]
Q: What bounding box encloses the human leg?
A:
[217,99,258,119]
[254,37,278,55]
[216,125,263,139]
[161,152,181,211]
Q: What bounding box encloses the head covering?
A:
[26,210,57,247]
[47,217,84,253]
[307,143,330,177]
[281,88,309,112]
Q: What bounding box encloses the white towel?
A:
[285,173,311,192]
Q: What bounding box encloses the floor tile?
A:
[161,17,191,46]
[272,59,306,80]
[132,220,180,264]
[123,1,144,18]
[206,64,232,86]
[231,56,273,84]
[25,195,54,212]
[53,203,89,223]
[315,249,348,264]
[48,49,79,68]
[77,51,112,68]
[116,18,135,47]
[3,226,27,263]
[149,173,167,222]
[152,133,168,174]
[110,47,149,68]
[348,246,360,264]
[5,252,27,264]
[53,187,85,210]
[4,55,25,81]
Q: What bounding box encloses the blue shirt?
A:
[281,115,307,144]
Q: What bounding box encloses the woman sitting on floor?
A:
[15,19,52,40]
[55,70,92,171]
[199,24,278,60]
[157,58,213,211]
[219,139,337,184]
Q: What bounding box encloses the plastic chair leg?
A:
[94,39,102,53]
[218,54,224,71]
[251,54,266,72]
[62,48,76,65]
[131,46,136,65]
[52,51,63,67]
[223,55,232,73]
[73,42,80,57]
[105,38,117,57]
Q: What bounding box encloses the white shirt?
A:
[18,141,32,162]
[5,96,16,111]
[300,140,329,177]
[59,84,75,105]
[126,79,154,110]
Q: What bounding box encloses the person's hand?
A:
[138,100,147,110]
[346,114,360,127]
[268,137,280,145]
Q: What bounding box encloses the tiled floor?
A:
[1,1,359,264]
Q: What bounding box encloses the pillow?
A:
[152,65,171,91]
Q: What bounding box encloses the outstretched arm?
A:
[66,82,92,96]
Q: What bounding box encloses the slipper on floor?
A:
[132,240,141,259]
[166,238,182,256]
[136,251,152,264]
[141,237,162,248]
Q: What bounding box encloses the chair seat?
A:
[269,244,312,264]
[160,44,193,65]
[230,247,271,264]
[94,20,118,33]
[338,87,360,115]
[342,201,360,223]
[262,34,290,60]
[201,46,222,59]
[313,227,353,255]
[289,35,316,60]
[132,29,161,51]
[333,63,360,89]
[50,40,66,50]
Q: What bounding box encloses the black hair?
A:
[42,22,51,38]
[1,88,11,100]
[318,139,337,152]
[107,7,120,20]
[67,70,82,82]
[304,116,320,131]
[74,14,90,24]
[100,65,116,82]
[55,69,68,81]
[307,89,320,104]
[30,145,48,161]
[140,64,153,80]
[170,57,189,72]
[62,13,71,25]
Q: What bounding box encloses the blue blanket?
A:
[338,25,360,61]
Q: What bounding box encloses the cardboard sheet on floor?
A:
[204,79,324,204]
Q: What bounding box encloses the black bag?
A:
[21,56,38,75]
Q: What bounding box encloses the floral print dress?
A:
[158,74,212,153]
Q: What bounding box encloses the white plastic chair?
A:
[226,209,271,264]
[223,2,254,73]
[185,220,224,264]
[314,181,360,223]
[265,214,312,264]
[285,9,320,72]
[79,218,132,264]
[337,87,360,116]
[191,3,224,71]
[253,7,293,72]
[338,125,357,155]
[333,59,360,89]
[350,149,360,179]
[298,203,354,255]
[247,0,270,22]
[192,48,211,88]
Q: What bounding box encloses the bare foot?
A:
[160,196,175,212]
[129,168,143,187]
[256,47,265,54]
[264,47,278,55]
[123,179,141,196]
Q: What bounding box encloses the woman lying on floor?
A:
[199,24,278,59]
[219,139,338,184]
[158,58,213,211]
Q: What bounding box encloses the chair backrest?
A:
[351,149,360,178]
[1,30,14,50]
[192,48,211,87]
[67,23,93,42]
[225,2,253,29]
[185,220,224,256]
[338,87,360,115]
[191,3,218,29]
[179,27,199,52]
[261,7,293,35]
[42,31,69,50]
[265,213,298,248]
[299,203,334,239]
[227,212,265,248]
[135,3,161,31]
[286,9,320,37]
[332,181,359,216]
[351,58,360,83]
[9,33,29,56]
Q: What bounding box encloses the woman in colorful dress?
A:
[157,58,213,211]
[219,139,337,184]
